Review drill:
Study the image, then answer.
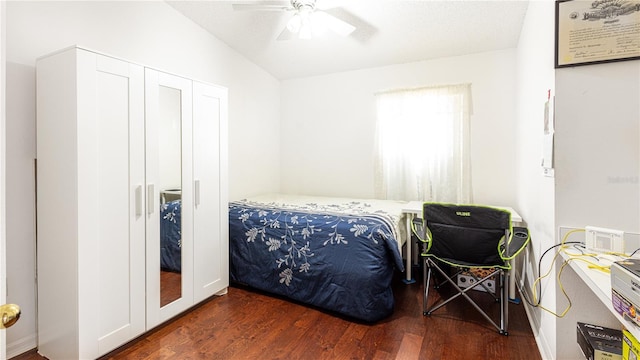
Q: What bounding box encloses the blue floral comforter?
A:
[160,200,182,272]
[229,197,405,322]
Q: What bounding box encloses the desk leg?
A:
[403,214,416,284]
[508,259,521,304]
[509,221,523,303]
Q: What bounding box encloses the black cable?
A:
[570,243,600,261]
[519,241,583,308]
[520,241,637,311]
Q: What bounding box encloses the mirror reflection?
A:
[158,85,182,307]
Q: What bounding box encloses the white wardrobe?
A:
[36,46,229,360]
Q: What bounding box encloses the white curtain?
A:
[374,83,473,203]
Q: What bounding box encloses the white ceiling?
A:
[167,0,530,80]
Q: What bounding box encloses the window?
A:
[374,83,473,203]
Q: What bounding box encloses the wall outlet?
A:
[585,226,625,253]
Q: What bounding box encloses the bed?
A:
[228,194,409,322]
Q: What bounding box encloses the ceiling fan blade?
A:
[276,26,296,41]
[313,11,355,37]
[232,3,293,12]
[323,7,377,43]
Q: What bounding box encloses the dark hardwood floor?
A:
[161,270,182,307]
[13,269,540,360]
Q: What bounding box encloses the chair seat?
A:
[425,254,508,269]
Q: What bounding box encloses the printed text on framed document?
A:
[555,0,640,68]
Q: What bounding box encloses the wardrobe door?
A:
[145,68,194,329]
[193,81,229,303]
[77,50,147,357]
[37,47,146,359]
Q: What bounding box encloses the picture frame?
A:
[555,0,640,68]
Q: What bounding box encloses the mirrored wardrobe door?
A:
[157,84,182,308]
[145,68,194,330]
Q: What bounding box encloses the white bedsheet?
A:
[238,193,411,252]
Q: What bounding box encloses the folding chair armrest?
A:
[504,226,530,259]
[411,217,427,243]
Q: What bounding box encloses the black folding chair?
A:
[412,203,530,335]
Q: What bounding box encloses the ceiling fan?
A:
[232,0,357,40]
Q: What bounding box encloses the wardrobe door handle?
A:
[135,185,142,216]
[195,180,201,206]
[147,184,155,214]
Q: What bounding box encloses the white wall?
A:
[555,63,639,231]
[281,50,518,206]
[514,1,557,358]
[515,1,640,359]
[554,60,640,359]
[4,62,37,358]
[5,1,281,357]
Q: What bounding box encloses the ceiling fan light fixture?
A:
[287,6,318,39]
[286,13,302,33]
[298,23,314,39]
[241,0,356,41]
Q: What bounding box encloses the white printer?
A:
[611,259,640,326]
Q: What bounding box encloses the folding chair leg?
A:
[422,260,509,335]
[501,271,509,335]
[423,258,432,316]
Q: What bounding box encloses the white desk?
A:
[561,250,640,341]
[160,189,181,204]
[401,201,424,283]
[400,202,523,288]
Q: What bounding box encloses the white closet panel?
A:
[193,81,229,302]
[91,54,146,356]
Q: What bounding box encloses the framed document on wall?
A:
[555,0,640,68]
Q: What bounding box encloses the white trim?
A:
[38,45,223,89]
[1,1,8,359]
[6,334,37,359]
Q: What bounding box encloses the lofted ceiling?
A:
[167,0,530,80]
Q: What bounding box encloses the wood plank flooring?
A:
[12,270,540,360]
[161,270,182,307]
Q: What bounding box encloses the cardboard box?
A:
[457,269,496,293]
[623,329,640,360]
[577,322,622,360]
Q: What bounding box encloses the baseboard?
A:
[7,333,37,359]
[515,271,555,359]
